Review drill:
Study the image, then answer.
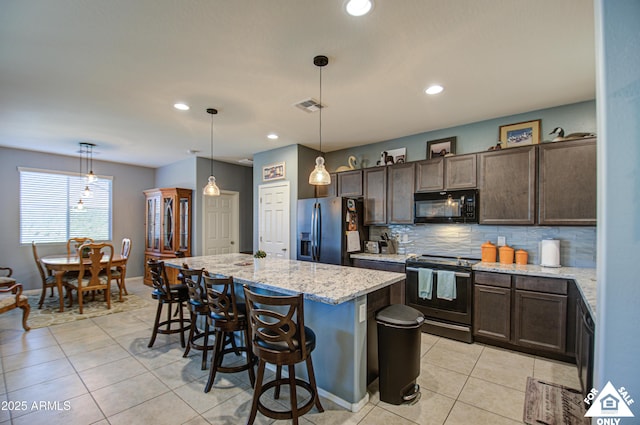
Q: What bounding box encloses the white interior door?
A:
[203,191,239,255]
[258,182,290,259]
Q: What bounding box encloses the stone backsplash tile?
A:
[370,224,596,268]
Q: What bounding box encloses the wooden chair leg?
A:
[106,285,111,310]
[78,290,84,314]
[204,329,225,393]
[247,359,266,425]
[20,304,31,331]
[183,311,196,358]
[243,327,256,387]
[288,364,299,425]
[201,319,210,371]
[306,355,324,412]
[274,364,282,399]
[38,287,47,309]
[148,301,163,348]
[178,302,186,348]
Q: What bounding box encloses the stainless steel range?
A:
[405,254,479,343]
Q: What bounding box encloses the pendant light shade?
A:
[203,108,221,196]
[309,55,331,186]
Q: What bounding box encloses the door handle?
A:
[230,241,235,245]
[282,248,287,251]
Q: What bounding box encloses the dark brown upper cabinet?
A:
[387,162,415,224]
[363,167,387,225]
[479,146,537,225]
[538,138,596,225]
[416,154,477,192]
[337,170,363,197]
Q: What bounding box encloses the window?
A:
[19,168,112,244]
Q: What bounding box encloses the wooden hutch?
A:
[143,187,192,286]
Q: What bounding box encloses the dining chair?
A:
[110,237,131,301]
[0,267,30,331]
[31,241,63,309]
[66,237,94,256]
[65,242,113,314]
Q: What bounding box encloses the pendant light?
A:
[86,142,97,183]
[203,108,221,196]
[309,55,331,186]
[75,143,87,211]
[79,142,95,198]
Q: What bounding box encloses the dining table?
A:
[41,254,128,312]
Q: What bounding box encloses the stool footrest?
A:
[257,378,317,420]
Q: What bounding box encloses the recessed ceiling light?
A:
[174,103,190,111]
[425,85,444,95]
[345,0,373,16]
[267,133,279,140]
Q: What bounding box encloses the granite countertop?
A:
[164,253,405,306]
[350,253,415,263]
[473,262,597,317]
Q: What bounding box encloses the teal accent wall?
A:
[325,100,596,171]
[594,0,640,400]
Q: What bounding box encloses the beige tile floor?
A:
[0,277,581,425]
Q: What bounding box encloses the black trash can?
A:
[376,304,424,405]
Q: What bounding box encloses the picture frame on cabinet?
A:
[262,162,285,181]
[499,119,541,148]
[426,137,456,159]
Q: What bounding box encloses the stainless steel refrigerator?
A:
[297,197,367,265]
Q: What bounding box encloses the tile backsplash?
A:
[370,224,596,268]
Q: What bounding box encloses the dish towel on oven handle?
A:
[436,270,457,300]
[418,268,434,300]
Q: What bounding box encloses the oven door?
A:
[405,266,472,325]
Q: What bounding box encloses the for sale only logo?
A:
[584,381,634,424]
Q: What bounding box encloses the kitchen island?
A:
[164,253,405,412]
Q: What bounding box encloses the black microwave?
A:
[414,189,479,224]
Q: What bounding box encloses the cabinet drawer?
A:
[474,271,511,288]
[515,276,568,295]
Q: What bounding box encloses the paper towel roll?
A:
[540,239,560,267]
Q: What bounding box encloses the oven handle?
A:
[406,267,471,278]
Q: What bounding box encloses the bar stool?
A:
[147,259,190,348]
[203,274,256,393]
[177,265,215,370]
[243,287,324,425]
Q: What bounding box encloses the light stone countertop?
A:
[164,253,405,305]
[350,254,597,317]
[350,253,415,263]
[473,262,597,317]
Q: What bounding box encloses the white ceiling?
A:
[0,0,596,168]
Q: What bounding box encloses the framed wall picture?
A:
[426,137,457,159]
[499,119,541,148]
[262,162,285,181]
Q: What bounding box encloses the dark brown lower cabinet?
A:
[474,272,572,360]
[474,284,511,342]
[514,290,567,353]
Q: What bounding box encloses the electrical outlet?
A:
[359,304,366,323]
[498,236,506,246]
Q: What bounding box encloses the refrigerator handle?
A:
[315,202,321,261]
[310,203,317,261]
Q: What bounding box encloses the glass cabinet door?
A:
[146,196,160,250]
[179,196,189,251]
[162,196,174,251]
